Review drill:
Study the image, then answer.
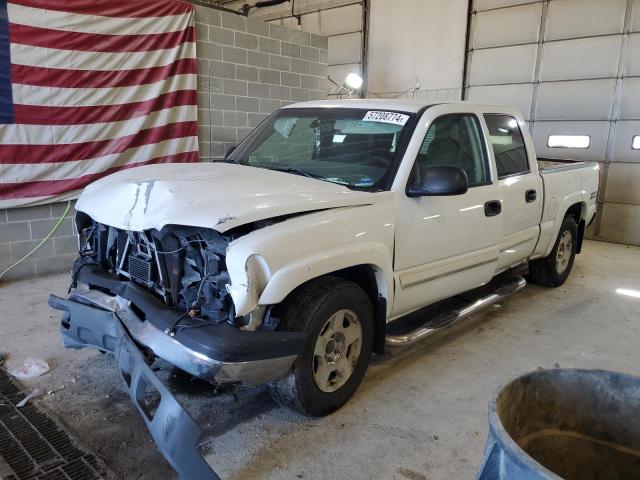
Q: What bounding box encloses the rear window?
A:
[484,114,529,178]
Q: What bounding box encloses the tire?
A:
[269,276,374,417]
[528,215,578,287]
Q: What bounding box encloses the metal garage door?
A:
[464,0,640,245]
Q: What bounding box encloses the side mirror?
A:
[407,166,469,197]
[224,145,238,159]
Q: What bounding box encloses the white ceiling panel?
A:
[619,78,640,120]
[472,3,541,49]
[625,34,640,76]
[474,0,538,12]
[539,36,622,81]
[327,32,361,65]
[467,84,533,119]
[469,44,538,85]
[301,4,362,36]
[545,0,626,41]
[536,79,616,120]
[612,121,640,162]
[532,121,609,161]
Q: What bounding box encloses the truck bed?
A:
[537,157,598,173]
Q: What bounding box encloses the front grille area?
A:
[128,255,154,284]
[0,368,110,480]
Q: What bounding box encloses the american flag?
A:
[0,0,199,208]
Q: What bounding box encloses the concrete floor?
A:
[1,239,639,480]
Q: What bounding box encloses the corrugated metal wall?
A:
[464,0,640,246]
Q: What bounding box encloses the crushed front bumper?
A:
[48,264,305,479]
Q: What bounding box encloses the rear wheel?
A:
[528,215,578,287]
[269,276,374,417]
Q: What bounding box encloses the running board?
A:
[385,274,527,347]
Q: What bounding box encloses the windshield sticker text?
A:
[362,111,409,126]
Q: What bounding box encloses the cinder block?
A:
[290,58,310,74]
[210,77,224,94]
[259,69,281,85]
[212,126,238,143]
[197,91,210,109]
[195,22,209,41]
[198,125,211,143]
[280,101,294,108]
[309,62,328,77]
[211,110,224,126]
[0,244,10,263]
[248,113,269,127]
[301,75,320,90]
[35,254,74,277]
[197,75,209,92]
[223,46,247,65]
[211,142,226,158]
[198,108,211,126]
[247,18,270,37]
[290,29,310,46]
[7,205,51,222]
[0,222,30,243]
[50,201,76,219]
[210,93,236,110]
[209,27,235,46]
[269,55,291,72]
[309,89,327,100]
[54,236,78,255]
[310,34,328,50]
[223,111,248,127]
[291,87,310,102]
[259,37,280,55]
[221,11,246,31]
[0,259,35,281]
[0,210,7,223]
[199,141,212,159]
[211,61,235,79]
[235,31,258,50]
[269,24,290,41]
[223,79,248,96]
[236,97,260,112]
[30,218,74,240]
[247,51,269,68]
[281,72,300,88]
[319,49,328,63]
[270,85,290,101]
[11,238,54,261]
[236,65,259,82]
[301,46,319,62]
[259,99,281,114]
[248,82,270,98]
[194,6,221,27]
[281,42,301,58]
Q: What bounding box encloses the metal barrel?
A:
[477,369,640,480]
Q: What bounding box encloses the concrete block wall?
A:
[193,6,329,160]
[0,201,77,282]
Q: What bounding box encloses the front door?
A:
[392,112,502,318]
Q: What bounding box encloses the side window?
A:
[413,114,490,187]
[484,114,529,178]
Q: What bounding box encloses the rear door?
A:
[483,113,543,270]
[391,106,502,318]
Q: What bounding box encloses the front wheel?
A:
[269,276,374,417]
[528,215,578,287]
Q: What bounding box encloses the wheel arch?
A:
[564,201,587,254]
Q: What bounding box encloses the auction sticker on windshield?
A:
[363,111,409,126]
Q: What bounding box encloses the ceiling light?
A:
[345,72,363,90]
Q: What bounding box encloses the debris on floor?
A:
[16,387,44,408]
[7,357,50,379]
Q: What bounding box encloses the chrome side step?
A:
[385,274,527,347]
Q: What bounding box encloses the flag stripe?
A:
[13,89,197,125]
[1,121,197,164]
[3,136,199,182]
[0,151,199,200]
[0,0,14,124]
[9,23,196,53]
[8,3,192,35]
[10,42,195,71]
[10,0,193,18]
[11,59,197,88]
[0,105,196,145]
[13,73,196,107]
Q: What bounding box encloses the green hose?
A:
[0,200,72,281]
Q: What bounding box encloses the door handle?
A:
[484,200,502,217]
[526,189,537,203]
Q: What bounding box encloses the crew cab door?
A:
[391,107,501,318]
[483,113,543,270]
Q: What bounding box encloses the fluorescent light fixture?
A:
[633,136,640,150]
[345,72,363,90]
[616,288,640,299]
[547,135,590,149]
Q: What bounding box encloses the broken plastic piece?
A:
[8,358,50,379]
[16,388,44,408]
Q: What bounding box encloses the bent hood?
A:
[76,162,376,233]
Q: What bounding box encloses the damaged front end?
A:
[49,214,305,479]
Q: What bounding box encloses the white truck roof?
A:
[282,99,511,114]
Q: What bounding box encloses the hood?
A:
[76,162,375,233]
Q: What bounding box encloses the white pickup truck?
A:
[49,100,599,479]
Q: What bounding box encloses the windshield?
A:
[226,108,415,191]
